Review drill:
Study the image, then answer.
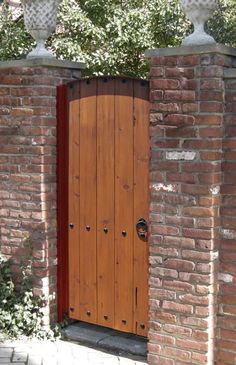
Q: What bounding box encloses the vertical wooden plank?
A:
[68,82,81,319]
[133,80,150,336]
[97,78,115,328]
[114,78,134,332]
[78,79,97,323]
[57,84,69,321]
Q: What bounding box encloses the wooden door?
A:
[67,76,149,336]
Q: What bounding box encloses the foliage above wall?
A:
[0,0,235,77]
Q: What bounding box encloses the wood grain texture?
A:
[114,78,134,332]
[65,76,149,336]
[133,80,150,336]
[78,79,97,323]
[97,78,115,328]
[68,82,81,319]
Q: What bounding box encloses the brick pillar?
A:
[218,67,236,365]
[0,58,84,325]
[146,44,236,365]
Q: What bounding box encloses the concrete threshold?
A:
[64,322,147,358]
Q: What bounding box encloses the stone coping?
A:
[0,58,86,70]
[145,43,236,58]
[224,68,236,78]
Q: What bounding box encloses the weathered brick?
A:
[151,79,180,89]
[165,258,195,272]
[163,301,193,314]
[161,346,191,361]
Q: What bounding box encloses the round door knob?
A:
[69,223,74,229]
[104,227,108,234]
[86,225,90,231]
[122,230,127,237]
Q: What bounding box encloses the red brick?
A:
[165,67,194,78]
[11,107,34,116]
[163,280,194,292]
[198,173,222,184]
[192,329,208,341]
[165,215,194,227]
[199,196,220,206]
[151,225,180,236]
[179,293,209,306]
[191,352,208,364]
[148,354,174,365]
[151,79,180,89]
[196,65,223,78]
[179,55,200,66]
[149,330,175,345]
[199,127,223,138]
[150,56,177,66]
[164,90,195,101]
[200,101,223,113]
[161,346,191,361]
[150,67,164,77]
[182,162,220,173]
[218,351,236,363]
[182,103,198,113]
[179,272,210,285]
[176,338,208,352]
[181,79,198,90]
[199,90,224,101]
[163,301,193,314]
[167,127,197,139]
[181,184,209,195]
[200,79,223,89]
[150,90,163,101]
[150,288,176,300]
[163,324,192,336]
[153,102,180,112]
[180,316,208,329]
[165,258,195,271]
[167,172,196,183]
[152,247,178,257]
[182,139,221,149]
[183,207,216,217]
[196,115,222,125]
[153,267,178,279]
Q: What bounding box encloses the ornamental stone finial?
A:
[180,0,217,46]
[22,0,62,59]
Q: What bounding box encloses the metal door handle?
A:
[136,218,148,241]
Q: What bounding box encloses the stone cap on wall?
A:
[145,43,236,58]
[0,58,86,70]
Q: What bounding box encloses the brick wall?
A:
[0,60,83,325]
[217,69,236,365]
[147,45,236,365]
[1,47,236,364]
